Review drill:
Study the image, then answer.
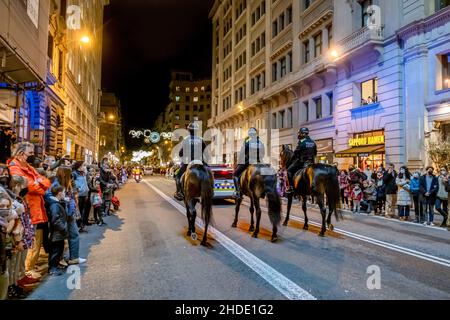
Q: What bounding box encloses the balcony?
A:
[335,26,384,59]
[300,0,333,35]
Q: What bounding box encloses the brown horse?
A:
[280,145,342,237]
[182,161,214,246]
[232,164,281,242]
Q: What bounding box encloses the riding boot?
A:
[233,176,242,199]
[174,177,184,201]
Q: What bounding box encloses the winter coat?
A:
[410,177,420,196]
[46,196,68,242]
[72,170,89,197]
[351,188,363,201]
[363,184,377,201]
[419,174,439,205]
[396,177,412,206]
[437,176,448,200]
[8,159,51,225]
[383,170,398,195]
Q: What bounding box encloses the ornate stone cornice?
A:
[300,10,333,39]
[270,41,293,61]
[397,6,450,41]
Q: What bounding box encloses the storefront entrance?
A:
[336,130,386,170]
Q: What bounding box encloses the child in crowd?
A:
[351,184,363,213]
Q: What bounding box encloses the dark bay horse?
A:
[280,145,342,237]
[182,161,214,246]
[232,164,282,242]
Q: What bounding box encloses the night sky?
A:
[101,0,213,149]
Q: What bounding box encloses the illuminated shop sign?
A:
[349,135,384,147]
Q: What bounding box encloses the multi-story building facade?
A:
[209,0,450,170]
[0,0,50,142]
[154,71,212,134]
[64,0,109,163]
[99,92,123,161]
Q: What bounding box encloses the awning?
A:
[335,145,385,158]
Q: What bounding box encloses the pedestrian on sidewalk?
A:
[383,163,398,218]
[396,166,412,221]
[338,170,350,210]
[350,184,363,213]
[435,166,448,227]
[47,186,68,276]
[410,171,423,223]
[363,179,377,214]
[375,167,386,215]
[419,166,439,226]
[8,143,51,281]
[444,175,450,231]
[72,161,91,229]
[88,167,105,226]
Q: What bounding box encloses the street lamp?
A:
[80,35,91,44]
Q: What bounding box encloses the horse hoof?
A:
[282,221,288,227]
[231,222,237,228]
[200,240,207,247]
[303,225,309,230]
[271,236,278,243]
[249,226,255,232]
[328,224,334,231]
[318,232,325,237]
[252,233,258,239]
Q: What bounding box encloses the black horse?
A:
[280,145,341,237]
[182,161,214,246]
[232,164,282,242]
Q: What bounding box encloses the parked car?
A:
[210,165,235,200]
[144,166,153,176]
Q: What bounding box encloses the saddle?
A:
[187,160,204,170]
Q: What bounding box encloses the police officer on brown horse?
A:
[174,122,207,201]
[233,127,265,199]
[286,127,317,194]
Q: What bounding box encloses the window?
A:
[327,24,333,47]
[280,57,287,77]
[314,32,322,57]
[199,105,204,112]
[185,115,190,121]
[327,92,334,115]
[304,0,312,10]
[272,63,278,82]
[272,20,278,38]
[201,86,205,91]
[303,40,310,64]
[185,105,190,111]
[361,78,378,105]
[272,113,277,129]
[361,0,373,28]
[194,97,199,102]
[279,13,285,33]
[315,97,323,119]
[286,6,292,25]
[186,87,190,93]
[194,87,199,92]
[278,110,285,129]
[261,32,266,48]
[176,86,180,91]
[287,107,293,127]
[175,115,180,120]
[186,96,190,102]
[303,101,309,122]
[436,0,450,11]
[440,53,450,90]
[288,51,293,72]
[175,96,181,102]
[175,105,180,111]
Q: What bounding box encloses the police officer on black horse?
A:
[286,127,317,194]
[174,122,208,201]
[233,127,265,199]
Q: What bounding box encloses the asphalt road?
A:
[28,176,450,300]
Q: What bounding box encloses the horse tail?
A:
[199,169,213,225]
[265,176,282,226]
[327,166,343,221]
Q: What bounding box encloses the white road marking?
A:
[240,200,450,268]
[143,180,316,300]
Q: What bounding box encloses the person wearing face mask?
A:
[72,161,91,229]
[410,171,423,223]
[434,166,449,228]
[383,163,398,219]
[419,166,439,226]
[396,166,412,221]
[7,143,51,280]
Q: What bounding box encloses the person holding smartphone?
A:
[436,166,449,227]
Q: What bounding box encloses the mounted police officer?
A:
[174,122,207,201]
[286,127,317,194]
[233,127,265,199]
